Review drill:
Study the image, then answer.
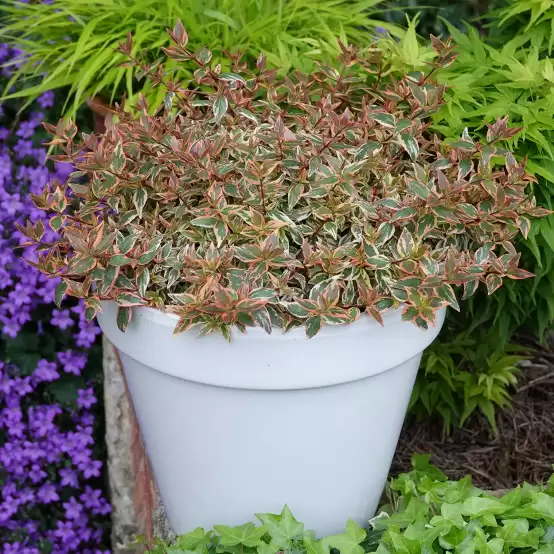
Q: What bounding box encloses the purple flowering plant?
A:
[0,43,110,553]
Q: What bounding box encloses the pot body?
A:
[98,303,445,536]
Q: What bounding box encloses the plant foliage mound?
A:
[144,455,554,554]
[21,25,549,339]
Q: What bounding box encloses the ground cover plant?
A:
[0,0,401,117]
[143,455,554,554]
[0,43,110,553]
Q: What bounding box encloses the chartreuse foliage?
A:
[20,25,549,340]
[377,14,554,430]
[0,0,401,116]
[143,455,554,554]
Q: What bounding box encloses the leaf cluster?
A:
[21,26,548,338]
[375,454,554,554]
[144,455,554,554]
[0,0,402,117]
[142,505,371,554]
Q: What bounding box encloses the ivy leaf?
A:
[304,536,328,554]
[321,520,366,554]
[172,527,212,550]
[214,523,267,547]
[256,506,304,548]
[461,497,510,517]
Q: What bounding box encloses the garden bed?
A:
[392,337,554,489]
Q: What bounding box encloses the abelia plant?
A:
[21,24,549,338]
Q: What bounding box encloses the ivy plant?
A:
[19,25,549,339]
[142,455,554,554]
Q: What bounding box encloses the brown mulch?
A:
[391,342,554,490]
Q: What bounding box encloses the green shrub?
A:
[0,0,401,116]
[142,455,554,554]
[378,15,554,430]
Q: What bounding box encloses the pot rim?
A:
[98,301,446,390]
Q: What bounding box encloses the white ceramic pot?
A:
[98,302,445,536]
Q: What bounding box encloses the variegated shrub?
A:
[20,25,549,338]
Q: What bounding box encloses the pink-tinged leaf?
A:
[287,303,311,318]
[173,316,198,336]
[305,316,322,338]
[171,20,188,46]
[192,216,218,228]
[401,305,419,323]
[518,216,531,239]
[54,281,67,307]
[133,188,148,219]
[475,242,494,265]
[397,228,414,258]
[486,274,503,295]
[450,139,475,150]
[506,268,534,280]
[137,268,150,297]
[407,179,430,200]
[236,298,266,312]
[84,297,101,322]
[437,283,460,311]
[371,112,396,128]
[365,255,390,269]
[250,288,276,300]
[376,222,395,246]
[366,306,383,326]
[109,254,135,267]
[213,220,228,247]
[116,306,132,332]
[50,214,65,232]
[253,307,272,333]
[399,133,419,161]
[234,245,262,263]
[458,158,472,180]
[462,278,479,300]
[117,292,147,307]
[67,255,96,276]
[213,96,228,124]
[391,207,417,222]
[116,233,137,255]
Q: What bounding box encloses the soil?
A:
[391,338,554,490]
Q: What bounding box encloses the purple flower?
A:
[36,484,59,504]
[13,139,33,159]
[59,468,79,488]
[80,459,102,479]
[63,497,83,520]
[77,388,97,409]
[0,43,109,550]
[57,350,87,375]
[33,359,59,383]
[29,464,47,483]
[80,486,102,510]
[51,309,74,330]
[38,91,54,108]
